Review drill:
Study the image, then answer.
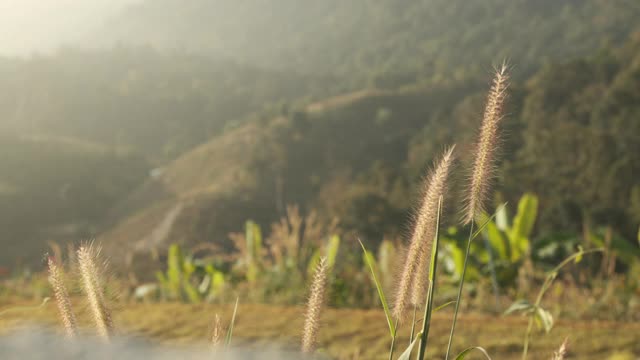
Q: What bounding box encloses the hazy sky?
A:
[0,0,141,55]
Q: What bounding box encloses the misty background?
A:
[0,1,141,55]
[0,0,638,270]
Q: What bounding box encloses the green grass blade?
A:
[434,300,456,312]
[472,203,507,240]
[388,318,399,360]
[358,238,395,338]
[224,297,239,347]
[397,332,422,360]
[407,305,418,358]
[445,204,506,359]
[445,221,475,359]
[417,196,443,360]
[455,346,493,359]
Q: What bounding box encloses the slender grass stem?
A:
[445,221,475,359]
[417,196,443,360]
[409,305,417,347]
[521,248,603,359]
[388,318,399,360]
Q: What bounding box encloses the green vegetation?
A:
[0,134,147,265]
[95,37,640,274]
[0,1,639,358]
[0,1,638,269]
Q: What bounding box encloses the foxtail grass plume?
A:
[77,245,114,341]
[301,257,328,354]
[552,338,568,360]
[393,146,455,319]
[464,64,509,224]
[210,314,223,349]
[47,258,77,338]
[411,146,455,307]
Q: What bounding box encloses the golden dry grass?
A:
[0,300,637,359]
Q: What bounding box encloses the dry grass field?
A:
[1,300,638,359]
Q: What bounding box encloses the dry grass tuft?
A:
[464,63,509,224]
[210,314,223,349]
[77,245,114,341]
[392,146,455,319]
[552,337,568,360]
[302,257,329,354]
[47,258,77,338]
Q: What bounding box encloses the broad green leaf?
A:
[212,271,225,290]
[535,307,554,333]
[167,244,183,297]
[246,263,259,283]
[447,242,481,281]
[183,281,202,303]
[155,271,168,287]
[183,259,196,276]
[504,299,534,315]
[167,244,183,282]
[359,239,395,337]
[325,235,340,269]
[308,235,340,277]
[455,346,493,359]
[245,220,262,267]
[509,193,538,261]
[511,194,538,239]
[484,216,510,261]
[198,274,211,294]
[252,222,263,265]
[495,204,509,231]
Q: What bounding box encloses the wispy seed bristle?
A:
[411,146,455,306]
[464,63,509,224]
[47,258,77,338]
[393,146,455,319]
[302,257,328,353]
[77,245,114,341]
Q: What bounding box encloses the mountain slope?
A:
[98,83,472,261]
[0,134,148,265]
[100,34,640,264]
[0,47,336,163]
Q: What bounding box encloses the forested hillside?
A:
[1,0,639,266]
[0,48,336,162]
[103,0,640,86]
[100,35,640,264]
